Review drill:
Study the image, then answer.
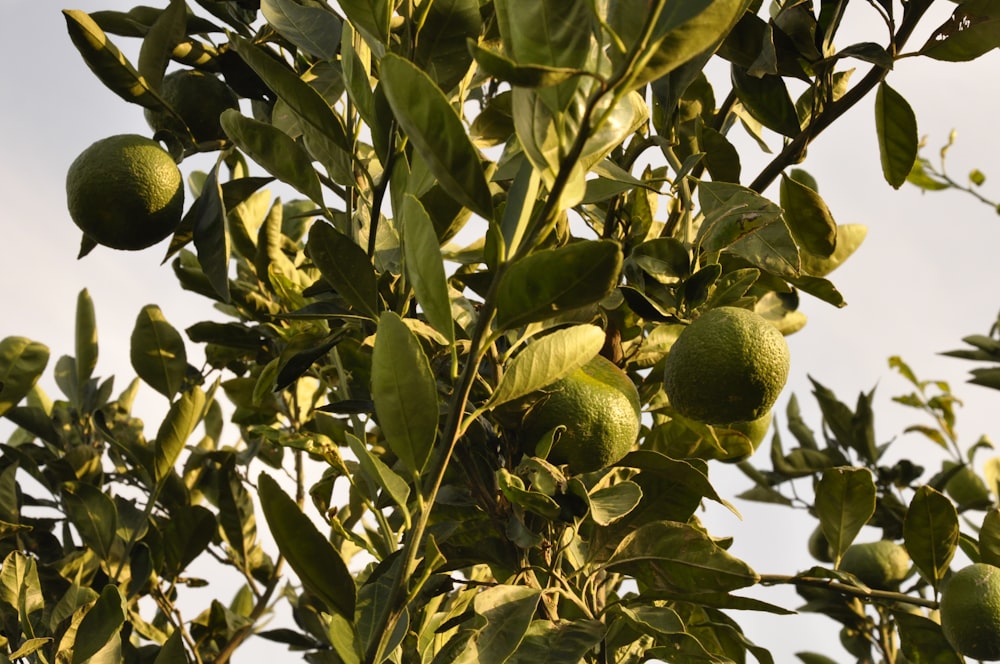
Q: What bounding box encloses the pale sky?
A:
[3,1,1000,661]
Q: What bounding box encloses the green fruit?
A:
[808,525,834,563]
[663,307,790,425]
[520,355,641,474]
[840,540,910,590]
[66,134,184,251]
[714,411,772,463]
[145,69,239,142]
[943,461,993,507]
[940,563,1000,660]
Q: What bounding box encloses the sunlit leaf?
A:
[154,386,207,483]
[401,195,454,344]
[780,173,837,258]
[0,337,50,418]
[130,305,188,400]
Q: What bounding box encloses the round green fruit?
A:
[940,563,1000,660]
[663,306,790,425]
[66,134,184,251]
[943,461,992,507]
[839,540,910,590]
[713,411,772,463]
[145,69,239,142]
[520,355,641,474]
[808,525,834,563]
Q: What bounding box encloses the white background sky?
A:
[3,1,1000,661]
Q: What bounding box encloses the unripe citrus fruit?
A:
[520,355,641,474]
[66,134,184,250]
[808,525,834,563]
[943,461,993,507]
[940,563,1000,660]
[663,307,790,425]
[840,540,910,590]
[714,411,772,463]
[145,69,239,142]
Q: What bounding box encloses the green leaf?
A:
[75,288,99,394]
[371,312,439,475]
[337,0,390,55]
[469,43,583,87]
[402,195,454,344]
[229,36,349,153]
[0,337,50,417]
[507,620,605,664]
[218,465,257,566]
[62,10,171,112]
[188,161,231,303]
[152,629,187,664]
[732,66,801,138]
[780,173,837,258]
[589,481,642,526]
[495,240,623,329]
[920,1,1000,62]
[257,473,356,620]
[154,386,207,483]
[894,612,963,664]
[489,325,605,409]
[816,466,877,565]
[72,585,125,664]
[346,432,411,512]
[875,82,918,189]
[495,0,593,68]
[414,0,482,92]
[903,485,959,592]
[605,520,759,593]
[62,482,118,561]
[220,109,325,207]
[799,224,867,277]
[262,0,342,60]
[307,222,380,319]
[379,54,493,220]
[130,305,187,400]
[137,0,186,89]
[497,469,562,519]
[0,552,44,625]
[980,509,1000,567]
[453,585,542,664]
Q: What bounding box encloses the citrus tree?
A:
[4,0,1000,662]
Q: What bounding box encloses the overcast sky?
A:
[4,1,1000,661]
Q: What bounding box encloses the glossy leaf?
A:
[229,36,349,153]
[371,312,439,475]
[130,305,187,400]
[875,82,918,189]
[401,195,454,344]
[262,0,341,60]
[0,337,50,417]
[154,386,206,483]
[337,0,390,55]
[380,54,493,220]
[62,482,118,561]
[780,174,837,258]
[605,520,759,593]
[469,43,583,87]
[414,0,482,92]
[495,240,622,329]
[488,324,604,409]
[346,432,411,512]
[903,485,958,592]
[62,10,172,112]
[72,584,125,664]
[495,0,592,68]
[307,221,381,319]
[220,109,325,207]
[257,472,356,620]
[895,612,963,664]
[816,467,876,565]
[152,630,187,664]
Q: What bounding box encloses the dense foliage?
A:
[3,1,1000,662]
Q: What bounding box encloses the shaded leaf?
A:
[154,386,207,483]
[875,82,918,189]
[257,473,356,619]
[780,173,837,258]
[732,66,800,138]
[62,482,118,561]
[346,432,411,512]
[137,0,186,89]
[371,312,439,475]
[402,195,454,344]
[496,240,623,329]
[469,43,583,87]
[188,161,231,303]
[980,509,1000,567]
[903,486,958,592]
[337,0,390,55]
[307,222,381,319]
[72,585,125,664]
[130,305,188,400]
[816,466,877,565]
[220,109,325,207]
[921,1,1000,62]
[380,54,493,219]
[894,612,963,664]
[453,585,541,664]
[262,0,342,60]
